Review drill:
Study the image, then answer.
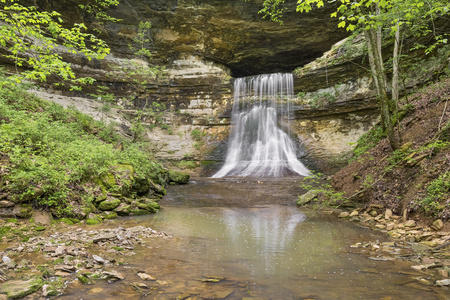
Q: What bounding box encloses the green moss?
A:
[114,203,132,216]
[100,172,116,188]
[77,274,90,284]
[131,209,150,216]
[168,170,190,184]
[94,193,107,205]
[102,211,118,219]
[176,160,197,170]
[0,277,43,299]
[111,246,123,251]
[6,218,18,224]
[35,226,46,231]
[52,258,64,265]
[98,198,121,211]
[86,214,102,225]
[200,160,216,166]
[58,218,74,225]
[86,218,100,225]
[0,226,11,238]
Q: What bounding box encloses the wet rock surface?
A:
[336,206,450,288]
[0,219,169,299]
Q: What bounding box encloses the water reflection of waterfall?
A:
[222,206,307,276]
[213,73,310,178]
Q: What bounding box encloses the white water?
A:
[213,73,310,178]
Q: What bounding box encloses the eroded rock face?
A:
[103,0,347,77]
[20,1,382,174]
[37,0,348,77]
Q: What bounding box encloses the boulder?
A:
[297,190,320,206]
[132,178,151,196]
[431,219,443,231]
[167,170,190,184]
[114,203,132,216]
[149,180,166,196]
[98,198,121,211]
[32,210,53,226]
[86,213,102,225]
[99,172,116,189]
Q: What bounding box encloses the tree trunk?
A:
[392,24,402,145]
[365,29,401,150]
[392,24,400,104]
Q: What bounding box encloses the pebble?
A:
[338,212,350,218]
[385,209,393,220]
[436,279,450,286]
[404,220,416,228]
[349,210,359,217]
[102,270,125,281]
[92,255,105,264]
[137,272,156,281]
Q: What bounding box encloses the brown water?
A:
[62,178,448,299]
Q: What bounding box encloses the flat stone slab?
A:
[0,278,43,299]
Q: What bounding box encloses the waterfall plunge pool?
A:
[62,178,446,299]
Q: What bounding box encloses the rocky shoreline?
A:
[0,218,170,299]
[0,203,449,298]
[336,205,450,288]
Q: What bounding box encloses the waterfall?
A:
[212,73,310,178]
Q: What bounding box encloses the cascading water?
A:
[213,73,310,178]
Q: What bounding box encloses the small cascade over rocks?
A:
[213,73,310,178]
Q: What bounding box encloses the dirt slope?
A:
[332,77,450,224]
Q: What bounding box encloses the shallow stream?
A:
[64,178,447,299]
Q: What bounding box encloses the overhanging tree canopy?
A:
[256,0,449,150]
[0,0,119,90]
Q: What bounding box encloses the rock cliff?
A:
[15,1,447,175]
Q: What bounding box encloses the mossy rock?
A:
[94,193,107,206]
[148,201,160,210]
[82,203,96,217]
[35,226,46,231]
[136,203,157,213]
[13,205,32,218]
[149,180,166,196]
[148,170,168,186]
[168,170,190,184]
[102,211,118,220]
[0,226,11,239]
[58,218,74,225]
[115,163,134,175]
[130,208,151,216]
[297,190,321,206]
[99,172,116,188]
[114,203,131,216]
[98,198,121,211]
[86,214,102,225]
[0,277,43,299]
[77,274,90,284]
[132,178,151,196]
